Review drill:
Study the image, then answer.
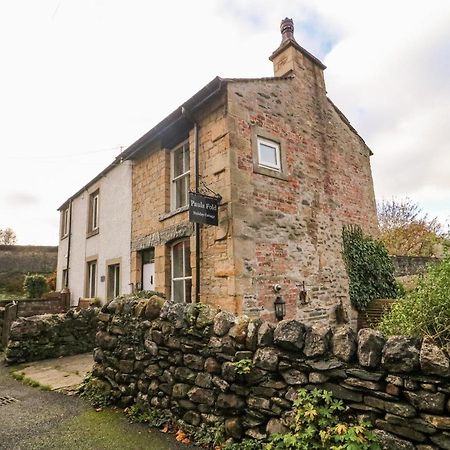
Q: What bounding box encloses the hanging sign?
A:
[189,192,219,226]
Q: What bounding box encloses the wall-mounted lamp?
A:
[274,295,286,321]
[273,284,286,321]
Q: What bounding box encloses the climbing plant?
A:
[342,225,399,310]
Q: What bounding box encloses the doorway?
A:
[141,248,155,291]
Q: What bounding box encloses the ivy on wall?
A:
[342,225,399,311]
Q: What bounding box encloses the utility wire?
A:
[5,145,125,161]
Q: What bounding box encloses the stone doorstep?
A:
[13,353,93,392]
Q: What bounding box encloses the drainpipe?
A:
[182,107,201,303]
[65,199,73,288]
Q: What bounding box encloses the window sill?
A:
[159,205,189,222]
[86,228,99,239]
[253,164,288,181]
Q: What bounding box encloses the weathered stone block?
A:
[420,337,450,377]
[404,390,446,414]
[382,336,420,373]
[303,326,330,358]
[357,328,385,368]
[213,311,236,336]
[273,320,306,352]
[253,347,279,371]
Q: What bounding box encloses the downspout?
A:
[65,199,73,288]
[193,122,200,303]
[182,107,201,303]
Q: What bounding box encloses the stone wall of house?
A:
[92,297,450,450]
[227,72,378,326]
[130,93,236,310]
[5,307,99,364]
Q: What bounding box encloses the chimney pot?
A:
[280,17,295,43]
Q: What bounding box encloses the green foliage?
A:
[78,373,112,408]
[342,225,399,310]
[187,422,225,448]
[266,388,381,450]
[222,438,263,450]
[232,358,253,374]
[23,273,49,299]
[379,254,450,351]
[125,403,170,428]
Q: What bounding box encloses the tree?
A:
[0,228,17,245]
[377,198,449,257]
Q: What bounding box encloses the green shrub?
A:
[232,358,253,374]
[222,439,263,450]
[379,254,450,351]
[342,225,399,310]
[266,388,380,450]
[125,403,170,428]
[23,274,48,299]
[78,373,113,408]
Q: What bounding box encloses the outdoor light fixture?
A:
[274,294,286,321]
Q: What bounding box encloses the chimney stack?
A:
[270,18,326,78]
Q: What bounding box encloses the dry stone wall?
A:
[5,307,99,363]
[93,297,450,449]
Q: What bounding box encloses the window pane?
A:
[184,240,191,277]
[173,147,184,178]
[259,142,278,167]
[172,242,184,278]
[183,144,190,173]
[174,176,188,208]
[185,278,192,303]
[173,279,184,303]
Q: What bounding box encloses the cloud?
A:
[5,192,39,206]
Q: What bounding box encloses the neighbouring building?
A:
[57,19,377,326]
[57,160,133,303]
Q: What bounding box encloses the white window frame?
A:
[108,263,120,299]
[171,239,192,303]
[61,207,69,238]
[170,141,190,210]
[86,260,97,298]
[257,137,281,172]
[91,193,99,230]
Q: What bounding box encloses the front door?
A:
[142,261,155,291]
[141,247,155,291]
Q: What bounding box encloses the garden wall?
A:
[91,296,450,450]
[5,307,99,363]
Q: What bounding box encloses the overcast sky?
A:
[1,0,449,245]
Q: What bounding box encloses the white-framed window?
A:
[61,207,69,238]
[171,239,192,303]
[89,190,99,232]
[62,268,68,288]
[257,137,281,172]
[171,141,190,210]
[86,260,97,298]
[107,263,120,299]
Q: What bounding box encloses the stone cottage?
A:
[57,19,377,326]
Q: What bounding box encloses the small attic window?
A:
[257,137,281,172]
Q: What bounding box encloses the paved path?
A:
[11,353,93,392]
[0,354,199,450]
